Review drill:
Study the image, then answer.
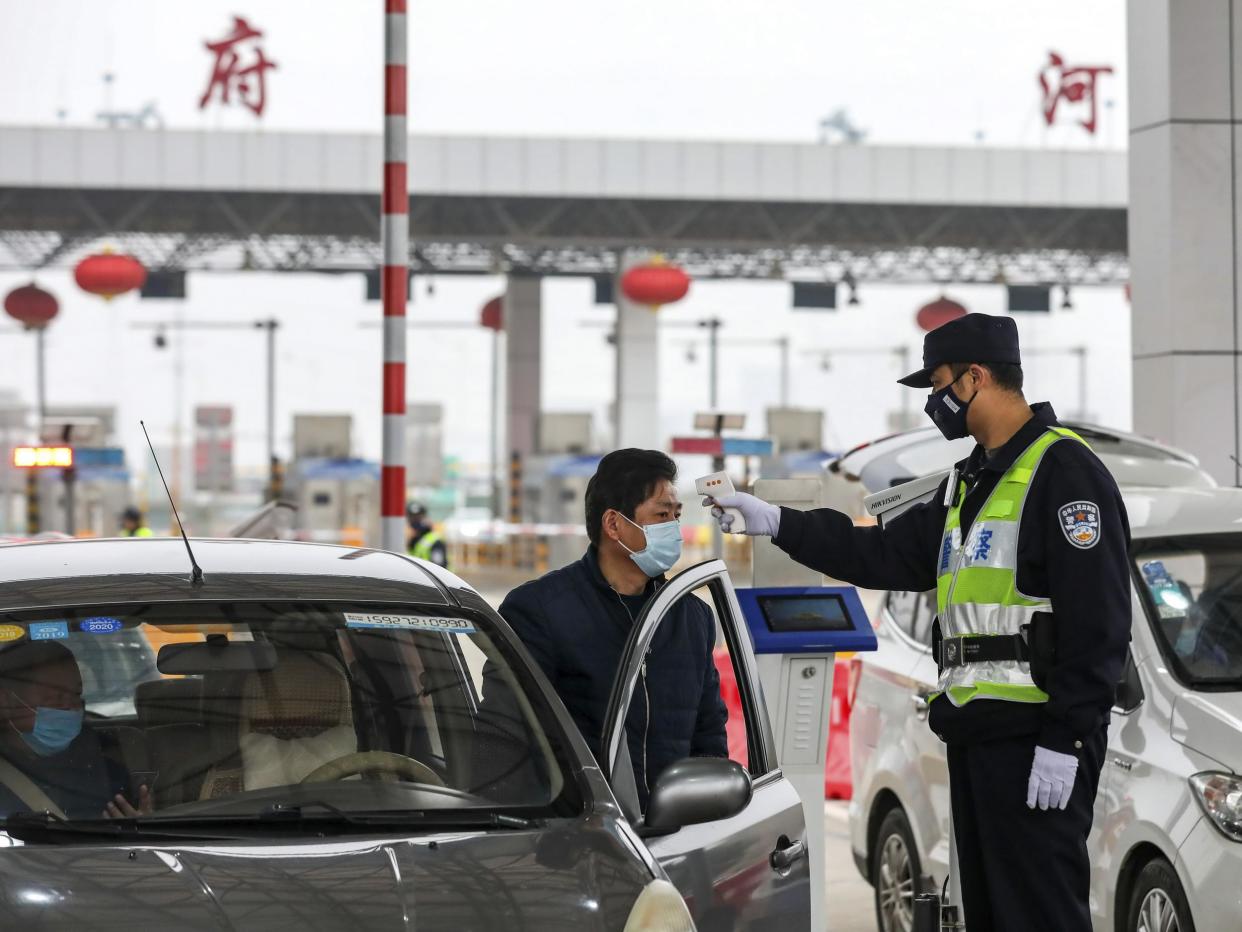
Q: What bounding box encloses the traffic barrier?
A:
[713,647,749,767]
[713,646,856,799]
[824,656,854,800]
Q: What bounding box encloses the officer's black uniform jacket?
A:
[774,402,1132,754]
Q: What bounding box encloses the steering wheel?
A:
[300,751,446,787]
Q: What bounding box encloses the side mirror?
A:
[643,757,752,834]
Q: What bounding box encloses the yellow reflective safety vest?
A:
[122,526,154,538]
[410,529,448,568]
[935,427,1089,707]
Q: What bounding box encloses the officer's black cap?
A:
[897,313,1022,388]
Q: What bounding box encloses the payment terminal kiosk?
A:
[737,477,880,932]
[735,587,876,932]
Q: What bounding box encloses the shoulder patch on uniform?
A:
[1058,501,1101,549]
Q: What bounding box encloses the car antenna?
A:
[140,419,204,587]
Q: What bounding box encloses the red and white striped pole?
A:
[380,0,408,552]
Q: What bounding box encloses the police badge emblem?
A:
[1059,501,1100,549]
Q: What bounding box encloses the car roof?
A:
[0,537,456,610]
[1123,486,1242,539]
[833,421,1214,493]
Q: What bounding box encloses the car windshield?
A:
[0,600,577,830]
[1134,534,1242,690]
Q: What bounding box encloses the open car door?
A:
[600,559,811,932]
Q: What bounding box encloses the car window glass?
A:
[0,601,579,825]
[691,586,766,778]
[611,583,754,813]
[67,629,162,717]
[1134,536,1242,688]
[886,590,936,647]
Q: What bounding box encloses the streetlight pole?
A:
[700,317,723,409]
[34,327,46,434]
[490,326,502,520]
[257,319,279,498]
[778,335,790,408]
[131,318,282,503]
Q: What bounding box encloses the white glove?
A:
[1026,746,1078,810]
[702,492,781,537]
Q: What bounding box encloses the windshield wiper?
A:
[243,805,534,830]
[2,810,249,845]
[43,801,538,838]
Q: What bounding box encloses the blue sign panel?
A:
[29,621,68,641]
[74,447,125,468]
[721,438,774,457]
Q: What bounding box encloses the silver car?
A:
[844,431,1242,932]
[0,538,809,930]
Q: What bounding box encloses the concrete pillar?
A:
[504,274,542,483]
[1128,0,1242,485]
[614,251,661,450]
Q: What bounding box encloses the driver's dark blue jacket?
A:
[497,547,728,805]
[0,726,129,819]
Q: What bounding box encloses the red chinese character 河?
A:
[1039,51,1113,135]
[198,16,277,117]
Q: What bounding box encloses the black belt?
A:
[939,633,1030,669]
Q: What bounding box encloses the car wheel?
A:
[1127,858,1195,932]
[872,807,921,932]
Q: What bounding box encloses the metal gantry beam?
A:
[0,185,1129,284]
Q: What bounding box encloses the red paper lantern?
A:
[480,296,503,331]
[3,283,58,330]
[620,264,690,307]
[74,252,147,300]
[916,296,967,332]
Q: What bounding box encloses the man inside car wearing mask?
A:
[706,314,1131,932]
[494,448,727,808]
[0,640,151,819]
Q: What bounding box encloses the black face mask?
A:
[924,370,977,440]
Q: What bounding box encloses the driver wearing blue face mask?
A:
[485,449,728,808]
[0,641,149,820]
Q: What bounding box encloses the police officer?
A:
[406,502,449,568]
[118,506,153,538]
[707,313,1130,932]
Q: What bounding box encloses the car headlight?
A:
[1189,772,1242,842]
[622,879,696,932]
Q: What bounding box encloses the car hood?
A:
[1171,691,1242,773]
[0,821,652,931]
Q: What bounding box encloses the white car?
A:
[843,427,1242,932]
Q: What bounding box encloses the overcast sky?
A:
[0,1,1132,490]
[1,1,1128,145]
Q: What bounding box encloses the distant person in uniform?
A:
[0,640,151,819]
[406,502,448,568]
[119,506,153,538]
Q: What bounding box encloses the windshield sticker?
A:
[78,617,124,635]
[344,612,476,635]
[1141,561,1174,587]
[0,625,24,642]
[29,621,68,641]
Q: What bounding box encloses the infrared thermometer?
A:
[696,471,746,534]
